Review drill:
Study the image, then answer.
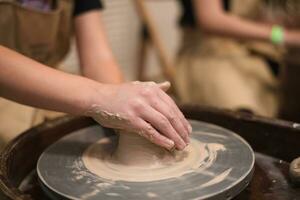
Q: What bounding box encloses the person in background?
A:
[176,0,300,117]
[0,0,191,150]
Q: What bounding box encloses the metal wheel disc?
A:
[37,120,254,200]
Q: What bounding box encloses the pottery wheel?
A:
[37,120,255,200]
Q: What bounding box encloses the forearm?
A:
[194,0,300,46]
[0,48,192,150]
[210,15,300,47]
[0,46,100,115]
[200,13,271,42]
[75,11,124,84]
[78,53,123,84]
[194,0,271,42]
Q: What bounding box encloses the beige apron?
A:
[0,0,73,66]
[0,0,74,145]
[175,0,300,118]
[176,30,279,117]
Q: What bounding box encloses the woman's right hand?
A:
[85,81,192,151]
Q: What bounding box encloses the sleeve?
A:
[73,0,103,16]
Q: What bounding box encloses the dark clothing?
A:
[178,0,230,28]
[73,0,103,16]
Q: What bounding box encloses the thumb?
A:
[158,81,171,92]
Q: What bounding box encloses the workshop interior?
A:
[0,0,299,199]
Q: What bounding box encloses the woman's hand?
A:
[0,46,191,151]
[85,81,192,151]
[284,30,300,48]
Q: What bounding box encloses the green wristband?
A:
[270,25,284,45]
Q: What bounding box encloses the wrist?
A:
[285,30,300,47]
[81,80,117,117]
[270,25,285,45]
[72,78,104,116]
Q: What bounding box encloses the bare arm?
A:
[193,0,300,46]
[74,10,124,83]
[0,45,94,115]
[0,46,191,150]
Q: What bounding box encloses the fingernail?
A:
[166,139,175,150]
[158,81,171,91]
[177,142,186,150]
[161,81,170,86]
[182,133,189,144]
[169,145,176,152]
[188,124,192,134]
[185,136,190,144]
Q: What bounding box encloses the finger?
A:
[157,81,171,92]
[139,105,187,150]
[157,82,191,134]
[157,89,192,135]
[134,118,175,150]
[151,99,190,144]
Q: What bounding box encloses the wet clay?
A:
[82,131,226,182]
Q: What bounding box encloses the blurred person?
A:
[0,0,191,149]
[176,0,300,117]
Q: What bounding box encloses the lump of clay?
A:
[82,130,214,182]
[113,131,176,167]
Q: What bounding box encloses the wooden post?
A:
[133,0,178,96]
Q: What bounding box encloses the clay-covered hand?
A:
[85,81,192,150]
